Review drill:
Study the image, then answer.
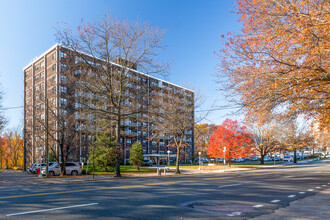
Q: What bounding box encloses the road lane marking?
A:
[218,183,242,188]
[270,200,280,203]
[6,203,98,216]
[285,176,295,178]
[308,189,314,191]
[253,205,264,208]
[298,192,305,194]
[288,195,296,198]
[322,185,326,187]
[316,187,321,189]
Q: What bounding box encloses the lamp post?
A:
[167,150,170,167]
[223,147,226,172]
[198,152,201,170]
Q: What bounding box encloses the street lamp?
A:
[167,150,170,167]
[198,152,201,170]
[223,147,227,172]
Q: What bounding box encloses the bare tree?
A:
[150,89,196,174]
[55,13,168,177]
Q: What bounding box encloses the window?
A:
[40,104,44,109]
[40,92,44,100]
[60,75,67,82]
[52,75,56,82]
[60,86,67,93]
[52,64,56,71]
[35,75,39,81]
[35,95,39,101]
[60,51,67,59]
[25,91,29,96]
[35,65,39,70]
[60,64,67,70]
[52,53,56,60]
[60,98,67,105]
[25,72,29,77]
[127,139,131,144]
[52,87,56,94]
[40,72,45,78]
[35,85,39,91]
[40,82,44,89]
[25,82,28,87]
[40,61,44,68]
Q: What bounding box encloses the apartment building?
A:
[23,44,194,165]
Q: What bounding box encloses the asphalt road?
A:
[0,160,329,219]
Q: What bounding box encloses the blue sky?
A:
[0,0,242,131]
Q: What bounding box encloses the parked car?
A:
[143,160,153,166]
[41,162,82,176]
[32,163,46,174]
[252,156,260,161]
[35,162,56,174]
[234,158,246,163]
[270,157,281,161]
[283,156,293,162]
[27,163,37,173]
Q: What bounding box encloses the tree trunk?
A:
[293,149,297,164]
[260,154,265,165]
[114,117,121,177]
[175,145,180,174]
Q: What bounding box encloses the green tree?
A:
[129,142,144,171]
[88,133,116,172]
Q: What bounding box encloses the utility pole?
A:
[45,99,49,177]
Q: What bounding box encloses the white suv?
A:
[41,162,82,176]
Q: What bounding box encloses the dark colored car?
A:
[143,160,153,166]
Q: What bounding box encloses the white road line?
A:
[6,203,99,217]
[316,187,321,189]
[298,192,306,194]
[322,185,326,187]
[253,205,264,208]
[308,189,314,191]
[218,183,242,188]
[270,200,280,203]
[288,195,296,198]
[285,176,295,178]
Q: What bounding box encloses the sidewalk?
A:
[254,188,330,220]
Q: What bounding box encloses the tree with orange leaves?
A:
[217,0,329,130]
[207,119,254,165]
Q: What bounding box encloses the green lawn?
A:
[82,165,156,175]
